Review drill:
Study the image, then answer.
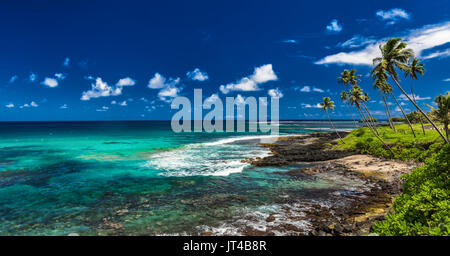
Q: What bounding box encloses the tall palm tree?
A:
[347,86,393,153]
[337,69,350,86]
[319,97,345,144]
[433,92,450,140]
[341,91,358,128]
[371,63,396,131]
[405,58,426,134]
[347,69,362,87]
[373,38,448,143]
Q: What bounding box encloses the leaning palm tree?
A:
[341,91,358,128]
[348,86,393,154]
[373,38,448,143]
[319,97,345,144]
[371,63,396,131]
[337,70,350,86]
[347,69,362,87]
[433,92,450,140]
[405,58,426,134]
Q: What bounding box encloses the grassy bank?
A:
[335,124,444,162]
[334,124,450,235]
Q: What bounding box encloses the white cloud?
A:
[116,77,136,86]
[60,104,68,109]
[54,73,66,80]
[443,78,450,82]
[29,73,37,82]
[376,8,410,24]
[316,21,450,65]
[41,77,59,88]
[337,35,376,48]
[422,49,450,59]
[30,101,38,107]
[9,75,18,83]
[63,57,70,67]
[313,87,324,93]
[399,94,431,101]
[147,73,182,102]
[187,68,209,81]
[282,39,298,43]
[148,73,168,89]
[81,77,122,100]
[119,100,127,106]
[5,103,14,108]
[326,19,342,33]
[204,93,220,104]
[301,103,322,109]
[295,85,324,93]
[111,100,117,104]
[268,88,283,99]
[96,106,109,112]
[219,64,277,94]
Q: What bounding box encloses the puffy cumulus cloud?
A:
[119,100,127,106]
[147,73,182,102]
[186,68,209,81]
[5,103,14,108]
[19,101,38,108]
[116,77,136,86]
[60,104,68,109]
[316,21,450,65]
[219,64,278,94]
[204,93,220,105]
[81,77,135,100]
[41,77,59,88]
[376,8,410,24]
[326,19,342,33]
[268,88,283,99]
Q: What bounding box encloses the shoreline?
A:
[245,132,416,236]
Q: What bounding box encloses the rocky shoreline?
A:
[244,132,414,236]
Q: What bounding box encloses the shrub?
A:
[372,144,450,236]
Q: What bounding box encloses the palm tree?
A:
[341,91,358,128]
[405,58,426,134]
[433,92,450,140]
[337,70,350,86]
[347,69,362,87]
[320,97,345,144]
[371,63,396,131]
[347,86,393,154]
[373,38,448,143]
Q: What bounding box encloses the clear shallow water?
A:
[0,121,361,235]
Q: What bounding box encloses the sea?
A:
[0,120,363,235]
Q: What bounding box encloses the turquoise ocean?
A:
[0,121,361,235]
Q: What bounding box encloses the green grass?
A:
[335,124,445,162]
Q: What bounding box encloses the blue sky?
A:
[1,0,449,121]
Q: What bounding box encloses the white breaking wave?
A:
[143,134,294,177]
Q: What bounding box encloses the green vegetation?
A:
[372,144,450,235]
[336,124,443,162]
[319,37,450,236]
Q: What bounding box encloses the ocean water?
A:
[0,121,360,235]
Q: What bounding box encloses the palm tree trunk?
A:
[381,91,396,132]
[345,102,358,128]
[361,102,379,135]
[325,109,345,144]
[390,75,448,143]
[355,105,394,155]
[410,79,426,135]
[391,93,416,137]
[359,103,379,135]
